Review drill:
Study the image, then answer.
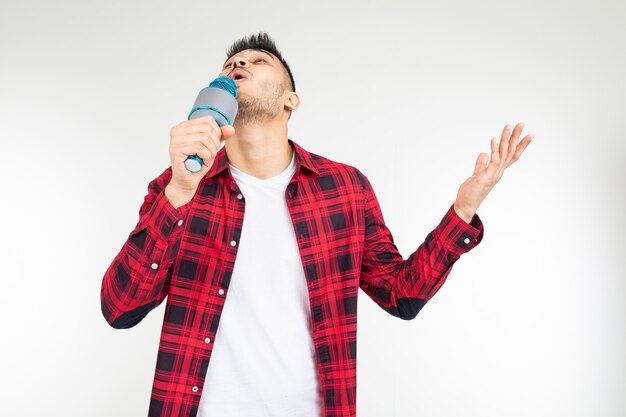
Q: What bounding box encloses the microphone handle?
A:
[184,108,230,173]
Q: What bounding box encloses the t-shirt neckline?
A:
[228,149,295,184]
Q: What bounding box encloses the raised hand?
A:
[453,122,534,223]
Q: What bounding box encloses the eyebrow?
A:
[222,49,275,69]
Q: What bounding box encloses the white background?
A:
[1,0,624,416]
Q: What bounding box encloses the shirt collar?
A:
[205,138,320,180]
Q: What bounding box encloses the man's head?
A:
[219,32,299,124]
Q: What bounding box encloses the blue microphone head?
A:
[209,76,237,98]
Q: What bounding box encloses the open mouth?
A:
[229,69,248,82]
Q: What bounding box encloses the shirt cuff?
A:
[146,189,192,240]
[435,203,484,255]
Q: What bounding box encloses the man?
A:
[100,32,534,417]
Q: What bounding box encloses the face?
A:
[219,48,296,124]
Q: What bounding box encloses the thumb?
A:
[474,152,489,175]
[220,125,236,139]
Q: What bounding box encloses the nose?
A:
[232,56,248,68]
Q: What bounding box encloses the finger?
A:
[510,134,534,165]
[180,121,221,135]
[204,139,219,165]
[178,116,220,132]
[499,124,510,160]
[176,132,219,156]
[184,116,221,133]
[474,152,489,175]
[177,141,213,163]
[220,125,236,139]
[179,131,212,145]
[508,122,524,157]
[490,137,500,166]
[198,146,215,168]
[186,115,218,126]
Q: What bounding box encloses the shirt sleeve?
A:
[357,171,484,320]
[100,167,193,329]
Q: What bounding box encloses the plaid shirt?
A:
[101,138,484,417]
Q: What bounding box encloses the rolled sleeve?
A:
[437,204,484,255]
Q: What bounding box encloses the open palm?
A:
[454,122,535,223]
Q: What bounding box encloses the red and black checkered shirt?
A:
[101,138,484,417]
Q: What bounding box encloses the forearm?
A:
[360,202,484,320]
[101,169,192,328]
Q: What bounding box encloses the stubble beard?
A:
[234,80,287,125]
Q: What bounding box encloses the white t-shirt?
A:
[197,149,323,417]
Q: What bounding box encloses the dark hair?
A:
[225,32,296,93]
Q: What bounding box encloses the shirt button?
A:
[177,219,183,226]
[218,289,225,295]
[151,263,158,270]
[237,193,243,199]
[204,337,211,344]
[230,240,237,247]
[463,238,471,244]
[192,386,199,392]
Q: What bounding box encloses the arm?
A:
[358,121,533,320]
[100,167,193,329]
[357,171,484,320]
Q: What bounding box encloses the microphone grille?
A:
[209,76,237,97]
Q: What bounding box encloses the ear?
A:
[284,91,300,112]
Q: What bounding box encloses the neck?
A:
[224,119,293,180]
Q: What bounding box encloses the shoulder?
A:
[306,150,371,194]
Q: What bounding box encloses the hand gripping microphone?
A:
[185,75,238,173]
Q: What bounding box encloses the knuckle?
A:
[198,148,209,159]
[200,117,213,127]
[193,133,207,143]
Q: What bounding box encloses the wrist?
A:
[453,201,476,224]
[165,183,196,209]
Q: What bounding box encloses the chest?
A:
[171,175,366,296]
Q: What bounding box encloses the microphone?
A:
[185,76,238,173]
